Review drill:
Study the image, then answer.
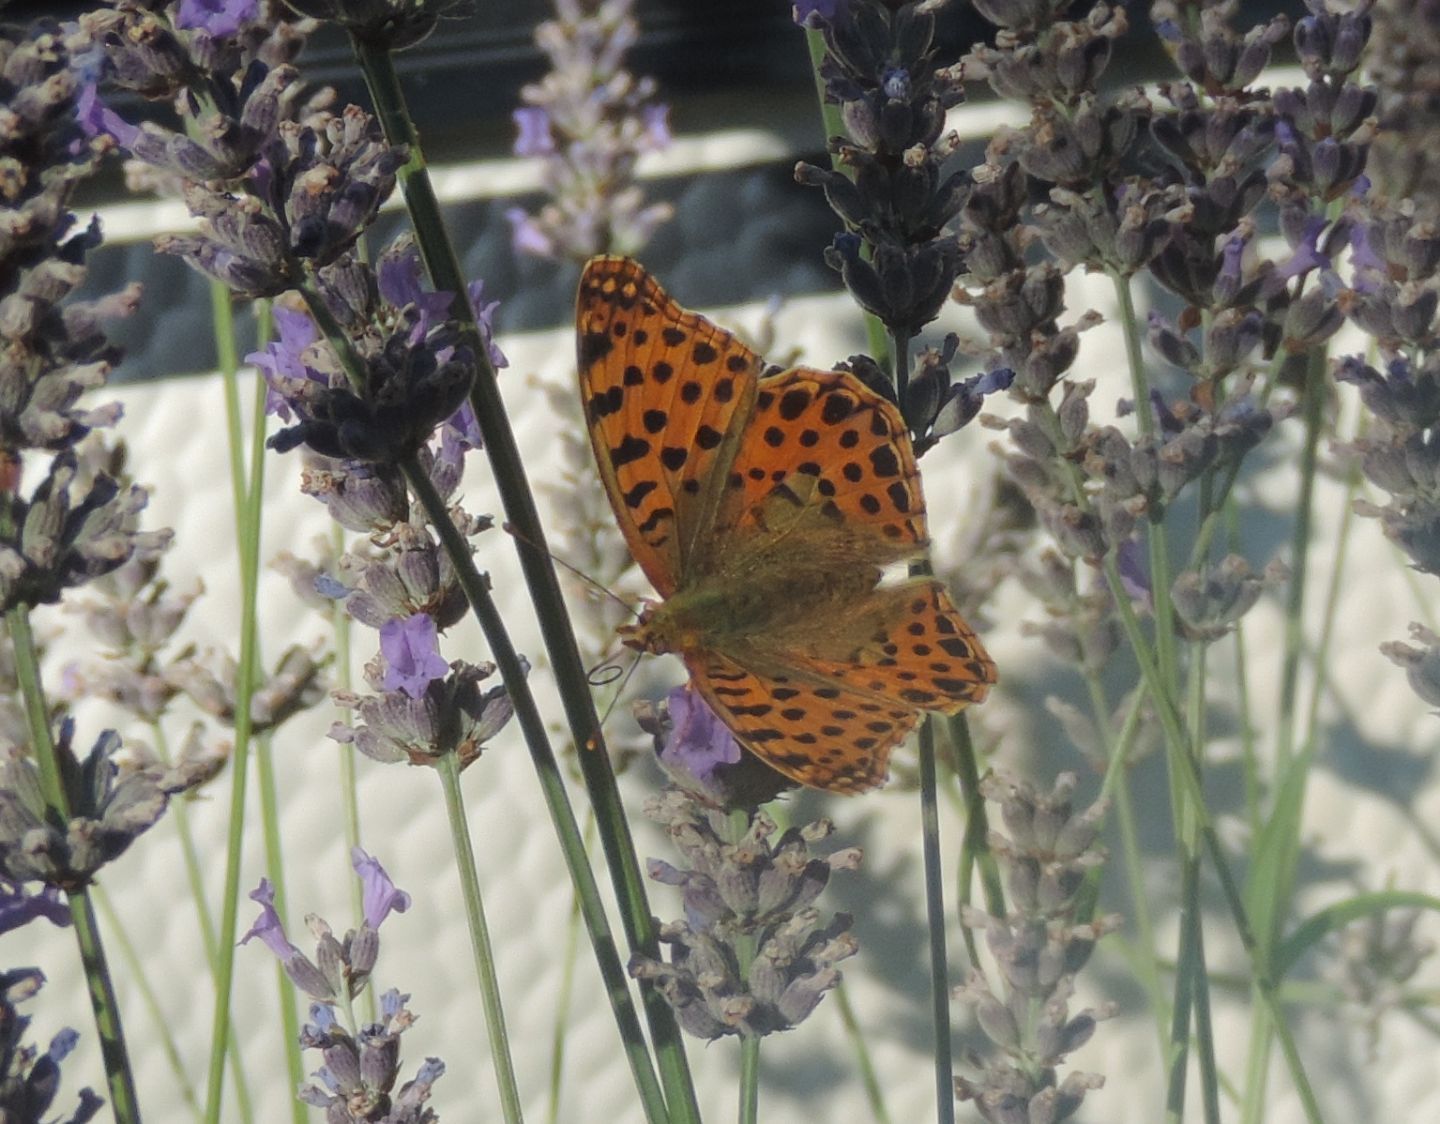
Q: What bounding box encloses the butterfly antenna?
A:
[501,522,640,620]
[591,647,644,735]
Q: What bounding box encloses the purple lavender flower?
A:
[352,847,412,929]
[792,0,844,26]
[0,880,69,934]
[175,0,259,39]
[240,878,303,961]
[379,613,450,699]
[658,685,743,787]
[74,84,140,148]
[247,305,322,421]
[241,878,340,1000]
[511,107,556,157]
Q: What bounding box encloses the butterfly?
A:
[575,256,995,793]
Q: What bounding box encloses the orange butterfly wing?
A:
[576,256,763,597]
[576,256,996,793]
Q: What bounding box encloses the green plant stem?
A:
[93,886,204,1122]
[5,590,140,1122]
[400,460,670,1124]
[949,709,1002,976]
[917,721,956,1124]
[352,39,697,1120]
[203,280,279,1123]
[833,982,892,1124]
[546,816,593,1124]
[203,313,268,1124]
[435,748,525,1122]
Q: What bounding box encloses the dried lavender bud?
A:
[0,969,103,1123]
[337,523,469,631]
[330,658,515,770]
[630,790,860,1039]
[287,0,473,49]
[955,772,1117,1122]
[166,644,326,732]
[1379,624,1440,706]
[0,452,171,612]
[0,721,202,888]
[1170,554,1285,641]
[506,0,672,261]
[257,244,498,466]
[1330,904,1435,1046]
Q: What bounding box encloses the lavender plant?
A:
[8,0,1440,1119]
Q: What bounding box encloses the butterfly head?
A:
[617,599,692,656]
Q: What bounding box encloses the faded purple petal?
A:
[512,107,556,158]
[76,84,140,148]
[352,847,411,929]
[247,306,322,419]
[0,881,70,934]
[660,685,743,784]
[379,613,449,699]
[641,104,672,150]
[1116,537,1151,605]
[505,207,555,259]
[176,0,258,38]
[467,280,508,370]
[439,401,483,467]
[240,878,301,959]
[793,0,843,26]
[1276,215,1332,282]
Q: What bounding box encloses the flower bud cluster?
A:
[243,850,445,1121]
[0,24,163,610]
[0,969,103,1123]
[1366,0,1440,210]
[795,0,975,374]
[628,789,861,1039]
[506,0,672,262]
[954,773,1117,1123]
[0,719,209,891]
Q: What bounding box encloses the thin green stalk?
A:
[5,601,140,1121]
[69,884,142,1123]
[327,515,373,1024]
[93,887,204,1122]
[1274,350,1326,772]
[1240,349,1330,1123]
[1185,648,1220,1124]
[401,460,670,1124]
[255,734,305,1124]
[203,281,278,1123]
[203,345,268,1124]
[949,709,1002,975]
[546,823,590,1124]
[917,721,956,1124]
[435,748,525,1122]
[143,719,255,1119]
[1096,550,1325,1123]
[728,808,760,1124]
[737,1035,760,1124]
[352,41,696,1119]
[832,982,892,1124]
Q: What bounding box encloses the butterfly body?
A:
[578,256,996,793]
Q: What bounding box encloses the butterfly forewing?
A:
[717,368,929,552]
[577,256,761,596]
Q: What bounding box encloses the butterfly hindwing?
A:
[687,650,919,794]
